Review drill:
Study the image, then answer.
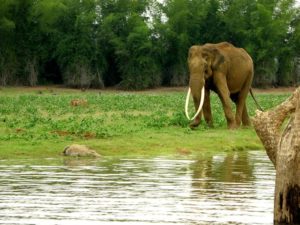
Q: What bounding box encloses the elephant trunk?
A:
[185,78,205,121]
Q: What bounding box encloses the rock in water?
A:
[63,144,101,157]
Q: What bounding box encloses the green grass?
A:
[0,87,291,159]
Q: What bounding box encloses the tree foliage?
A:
[0,0,300,89]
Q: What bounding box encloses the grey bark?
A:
[252,87,300,224]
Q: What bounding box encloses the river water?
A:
[0,150,275,225]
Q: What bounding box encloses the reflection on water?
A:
[0,151,275,225]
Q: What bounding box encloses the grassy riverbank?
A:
[0,86,293,159]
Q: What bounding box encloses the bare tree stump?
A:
[252,87,300,224]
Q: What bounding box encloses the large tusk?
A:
[185,86,205,121]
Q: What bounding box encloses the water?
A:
[0,151,275,225]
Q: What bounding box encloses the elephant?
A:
[185,42,254,129]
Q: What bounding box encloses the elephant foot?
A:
[206,121,214,128]
[227,121,238,129]
[242,119,252,127]
[235,116,246,128]
[189,118,201,129]
[242,122,252,128]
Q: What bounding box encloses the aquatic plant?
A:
[0,90,289,142]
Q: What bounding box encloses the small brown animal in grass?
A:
[70,99,88,106]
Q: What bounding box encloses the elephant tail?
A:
[250,88,263,111]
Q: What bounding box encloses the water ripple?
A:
[0,151,275,225]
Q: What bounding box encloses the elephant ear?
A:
[211,48,225,70]
[202,47,225,72]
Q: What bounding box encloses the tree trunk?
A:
[26,58,38,86]
[252,87,300,224]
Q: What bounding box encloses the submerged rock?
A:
[63,144,101,157]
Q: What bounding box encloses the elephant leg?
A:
[189,111,202,128]
[189,93,203,128]
[236,101,251,127]
[242,103,251,126]
[214,74,236,129]
[203,88,213,127]
[235,76,252,127]
[235,97,246,127]
[235,105,242,127]
[229,92,243,127]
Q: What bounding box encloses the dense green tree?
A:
[159,0,191,86]
[34,0,104,88]
[275,0,299,86]
[0,0,17,85]
[218,0,298,86]
[99,0,161,89]
[0,0,300,89]
[0,0,45,86]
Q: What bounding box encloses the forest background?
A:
[1,0,300,90]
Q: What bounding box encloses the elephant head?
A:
[185,45,224,123]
